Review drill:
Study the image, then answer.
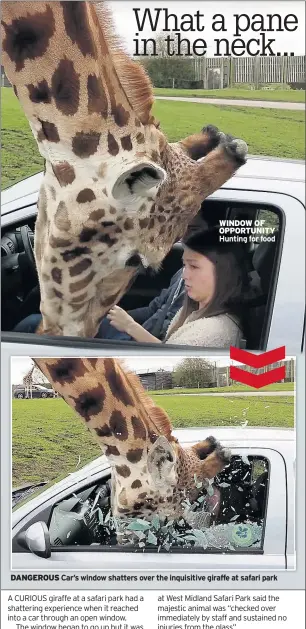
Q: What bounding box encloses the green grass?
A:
[12,395,294,485]
[149,382,295,395]
[153,100,305,160]
[2,86,305,190]
[1,88,44,190]
[153,87,305,103]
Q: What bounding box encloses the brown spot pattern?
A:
[79,228,98,243]
[51,267,62,284]
[69,270,96,293]
[89,209,105,220]
[126,448,143,463]
[131,416,147,440]
[2,5,55,71]
[105,445,120,457]
[47,358,88,384]
[76,189,96,203]
[61,246,91,262]
[107,132,119,156]
[109,410,128,441]
[27,79,51,103]
[38,120,60,143]
[73,386,105,422]
[61,2,95,57]
[131,479,142,489]
[72,131,100,158]
[139,218,149,229]
[54,201,71,231]
[112,104,130,127]
[87,74,108,118]
[120,135,133,151]
[52,162,75,186]
[95,424,112,438]
[71,292,87,303]
[124,219,134,230]
[51,58,80,116]
[116,465,131,478]
[136,132,145,144]
[49,186,56,200]
[99,234,117,247]
[104,359,134,406]
[69,258,92,277]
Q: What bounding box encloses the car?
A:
[2,156,305,352]
[12,427,295,571]
[13,384,56,399]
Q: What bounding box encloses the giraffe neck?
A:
[33,357,173,458]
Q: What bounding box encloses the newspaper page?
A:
[1,1,305,628]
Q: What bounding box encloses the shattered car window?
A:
[49,455,269,552]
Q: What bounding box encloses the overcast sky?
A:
[11,355,231,385]
[110,2,305,56]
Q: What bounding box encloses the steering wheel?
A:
[20,225,37,283]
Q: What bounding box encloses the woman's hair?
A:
[167,226,250,336]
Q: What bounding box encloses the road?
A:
[157,391,294,397]
[155,96,304,110]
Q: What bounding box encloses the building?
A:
[136,369,173,391]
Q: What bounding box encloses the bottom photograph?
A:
[11,355,295,571]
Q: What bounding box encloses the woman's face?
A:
[182,247,216,306]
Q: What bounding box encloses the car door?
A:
[12,448,288,571]
[211,188,305,353]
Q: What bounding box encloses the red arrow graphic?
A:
[230,365,286,389]
[230,345,285,368]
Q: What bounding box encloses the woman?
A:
[107,227,249,347]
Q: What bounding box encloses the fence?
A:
[193,55,305,88]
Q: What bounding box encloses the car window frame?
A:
[12,448,286,559]
[2,190,304,352]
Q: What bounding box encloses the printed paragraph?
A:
[2,591,304,629]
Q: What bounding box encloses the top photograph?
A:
[1,2,305,352]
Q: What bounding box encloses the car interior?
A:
[12,455,268,553]
[2,198,281,349]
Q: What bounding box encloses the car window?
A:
[2,199,282,350]
[47,455,269,553]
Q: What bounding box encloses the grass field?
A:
[150,382,295,395]
[153,87,305,102]
[12,394,294,485]
[2,87,304,189]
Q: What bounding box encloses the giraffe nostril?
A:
[125,253,143,268]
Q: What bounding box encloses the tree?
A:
[173,358,216,389]
[137,33,197,88]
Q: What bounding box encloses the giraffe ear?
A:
[147,436,175,488]
[112,162,166,200]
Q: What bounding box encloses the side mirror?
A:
[17,521,51,559]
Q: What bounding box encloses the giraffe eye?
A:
[166,452,173,462]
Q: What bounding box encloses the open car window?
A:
[2,198,283,350]
[47,455,269,553]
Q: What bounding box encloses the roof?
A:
[12,426,294,523]
[2,155,305,216]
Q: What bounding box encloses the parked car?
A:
[2,156,305,352]
[12,427,295,570]
[13,384,55,399]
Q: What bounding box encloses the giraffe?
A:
[22,364,35,399]
[33,357,230,521]
[2,2,248,338]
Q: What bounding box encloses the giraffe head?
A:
[2,2,248,337]
[33,357,230,520]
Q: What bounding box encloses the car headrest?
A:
[252,239,277,294]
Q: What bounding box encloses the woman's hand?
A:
[107,306,135,334]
